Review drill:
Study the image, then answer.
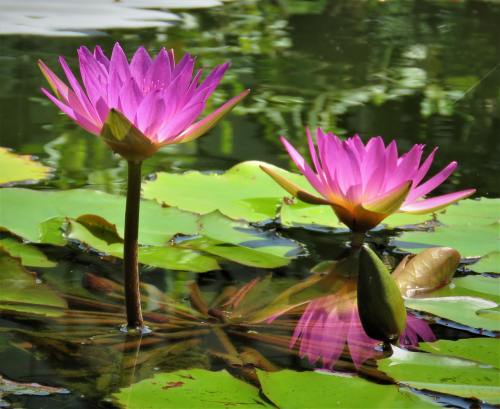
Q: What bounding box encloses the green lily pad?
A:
[144,161,432,230]
[378,347,500,404]
[180,212,303,268]
[0,237,56,267]
[419,339,500,369]
[113,369,269,409]
[471,251,500,274]
[0,147,51,186]
[396,199,500,269]
[405,296,500,332]
[67,219,220,273]
[427,275,500,304]
[143,161,298,222]
[257,369,438,408]
[0,188,199,245]
[0,248,66,316]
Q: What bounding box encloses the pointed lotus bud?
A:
[357,245,406,342]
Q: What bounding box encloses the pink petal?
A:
[406,161,458,203]
[93,46,110,70]
[144,48,171,92]
[400,189,476,214]
[171,89,249,144]
[412,147,438,187]
[157,102,204,143]
[130,46,152,84]
[38,60,70,101]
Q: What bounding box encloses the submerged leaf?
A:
[0,248,66,316]
[0,237,56,267]
[0,374,69,406]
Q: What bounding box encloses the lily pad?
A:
[0,237,56,268]
[471,251,500,274]
[0,147,51,186]
[378,347,500,404]
[0,188,198,246]
[113,369,269,409]
[67,219,220,273]
[427,275,500,304]
[144,161,430,230]
[0,248,66,317]
[257,369,438,408]
[179,212,304,268]
[396,199,500,269]
[419,339,500,369]
[405,296,499,332]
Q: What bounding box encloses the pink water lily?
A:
[262,129,475,233]
[39,42,249,161]
[291,293,435,369]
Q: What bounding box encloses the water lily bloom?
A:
[262,129,475,233]
[39,42,249,161]
[290,294,435,369]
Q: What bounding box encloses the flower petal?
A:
[406,161,457,203]
[399,189,476,214]
[260,165,331,205]
[362,180,411,214]
[38,60,70,100]
[172,88,250,144]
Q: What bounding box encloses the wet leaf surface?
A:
[0,238,56,268]
[113,369,269,409]
[257,369,438,408]
[378,347,500,404]
[419,338,500,369]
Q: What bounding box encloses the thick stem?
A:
[123,160,144,329]
[350,231,366,249]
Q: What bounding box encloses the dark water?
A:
[0,1,499,408]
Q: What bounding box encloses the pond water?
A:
[0,1,499,408]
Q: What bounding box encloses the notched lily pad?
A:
[0,147,51,186]
[257,369,438,408]
[396,199,500,271]
[378,347,500,404]
[113,369,269,409]
[0,237,56,268]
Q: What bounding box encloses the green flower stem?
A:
[123,160,144,329]
[350,231,366,249]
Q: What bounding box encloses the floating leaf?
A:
[419,339,500,369]
[0,188,198,245]
[113,369,269,409]
[257,369,438,408]
[67,219,219,273]
[392,247,460,297]
[0,237,56,267]
[405,296,499,332]
[471,251,500,274]
[143,161,299,222]
[180,212,304,268]
[144,161,431,230]
[425,275,500,304]
[0,248,66,316]
[0,147,51,186]
[396,199,500,268]
[378,347,500,404]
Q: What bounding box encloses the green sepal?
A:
[100,109,158,161]
[357,244,406,342]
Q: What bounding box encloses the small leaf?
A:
[0,237,56,267]
[100,109,159,161]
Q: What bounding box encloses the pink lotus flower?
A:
[39,43,249,161]
[291,294,435,369]
[262,129,475,233]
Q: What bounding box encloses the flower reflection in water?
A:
[289,286,436,369]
